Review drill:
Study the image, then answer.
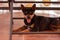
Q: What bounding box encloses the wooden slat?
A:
[0,7,60,10]
[14,1,60,3]
[0,1,8,3]
[0,1,60,3]
[13,18,24,19]
[0,7,9,10]
[12,32,60,34]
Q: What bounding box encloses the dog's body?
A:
[13,4,60,32]
[24,15,50,32]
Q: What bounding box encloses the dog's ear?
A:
[32,4,36,10]
[21,4,24,9]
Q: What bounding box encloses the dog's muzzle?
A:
[27,16,30,19]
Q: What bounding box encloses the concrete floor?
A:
[0,12,60,40]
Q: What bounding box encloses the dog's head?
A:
[21,4,36,23]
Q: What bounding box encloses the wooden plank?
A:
[0,7,60,10]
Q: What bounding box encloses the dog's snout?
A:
[27,16,30,19]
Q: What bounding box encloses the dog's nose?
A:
[27,16,30,19]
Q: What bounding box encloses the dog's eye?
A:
[29,12,33,15]
[25,12,27,13]
[24,13,27,15]
[24,12,27,15]
[30,12,32,13]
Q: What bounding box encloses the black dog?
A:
[13,4,60,32]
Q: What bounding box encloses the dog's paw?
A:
[12,30,18,32]
[21,29,29,32]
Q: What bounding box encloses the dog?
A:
[13,4,60,32]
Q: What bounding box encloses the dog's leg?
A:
[13,25,27,32]
[49,18,60,31]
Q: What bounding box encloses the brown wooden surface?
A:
[0,13,60,40]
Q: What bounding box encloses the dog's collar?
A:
[25,23,34,29]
